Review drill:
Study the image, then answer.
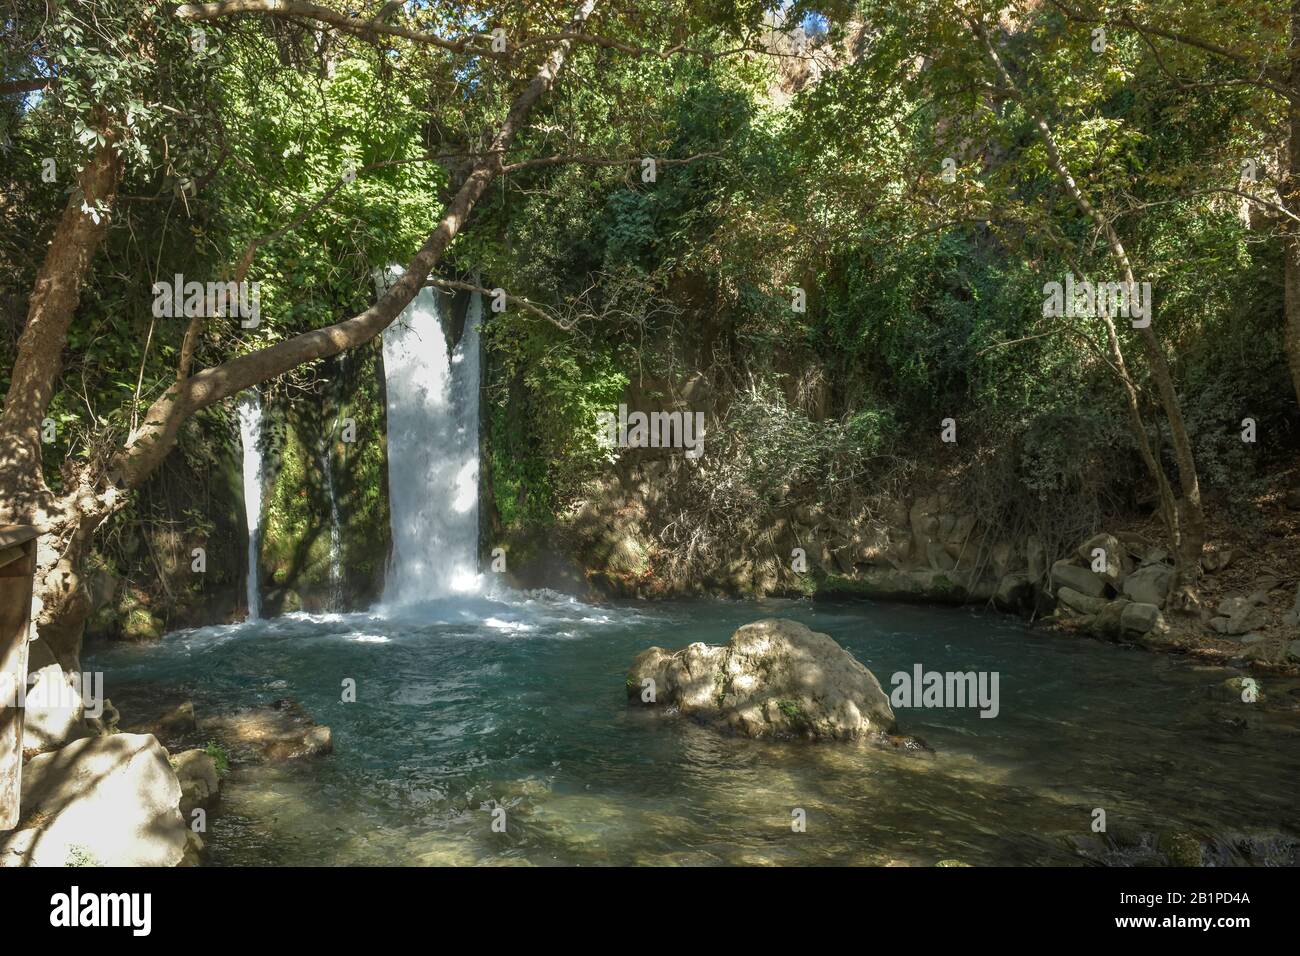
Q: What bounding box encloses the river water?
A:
[86,592,1300,866]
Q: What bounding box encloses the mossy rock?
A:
[1158,830,1204,867]
[122,607,164,641]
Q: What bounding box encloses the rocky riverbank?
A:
[511,458,1300,675]
[0,655,332,867]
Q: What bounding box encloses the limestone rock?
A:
[1215,593,1268,636]
[627,618,896,740]
[1057,586,1111,616]
[1051,560,1106,598]
[20,664,89,754]
[172,748,221,817]
[1281,583,1300,629]
[1075,533,1126,585]
[2,733,188,867]
[1122,563,1174,607]
[1120,602,1162,636]
[1201,547,1234,573]
[994,572,1033,611]
[1026,536,1046,582]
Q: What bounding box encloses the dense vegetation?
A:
[2,1,1298,658]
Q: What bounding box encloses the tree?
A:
[0,0,760,665]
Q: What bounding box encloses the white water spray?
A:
[378,269,482,603]
[237,392,265,620]
[321,413,344,610]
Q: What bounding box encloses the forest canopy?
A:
[2,0,1298,661]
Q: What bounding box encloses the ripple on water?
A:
[86,593,1300,866]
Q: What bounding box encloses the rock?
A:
[1225,605,1267,636]
[854,524,892,565]
[1089,600,1130,640]
[20,664,88,754]
[1057,586,1111,616]
[1076,533,1126,585]
[201,699,333,762]
[926,540,956,571]
[1120,602,1162,635]
[1241,641,1286,664]
[627,618,896,740]
[1050,560,1106,598]
[1218,592,1266,618]
[1201,548,1234,573]
[1282,583,1300,628]
[1224,676,1265,701]
[84,698,120,737]
[1,734,188,867]
[1121,564,1174,607]
[994,572,1033,611]
[1158,830,1205,867]
[1026,536,1045,582]
[942,513,976,549]
[172,749,220,817]
[121,606,165,641]
[989,541,1016,580]
[128,700,198,745]
[818,567,994,604]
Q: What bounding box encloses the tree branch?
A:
[112,0,601,491]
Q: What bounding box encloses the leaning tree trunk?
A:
[0,132,122,670]
[6,0,601,667]
[0,133,121,519]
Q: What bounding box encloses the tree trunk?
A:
[1284,1,1300,410]
[973,19,1205,607]
[0,134,121,523]
[5,0,601,665]
[0,131,122,670]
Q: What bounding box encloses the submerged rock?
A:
[626,618,897,740]
[172,748,221,818]
[201,698,333,763]
[2,733,189,867]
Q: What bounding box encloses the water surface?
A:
[87,593,1300,866]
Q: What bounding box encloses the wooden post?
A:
[0,525,38,831]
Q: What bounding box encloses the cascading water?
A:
[378,268,483,604]
[320,412,344,610]
[237,391,265,620]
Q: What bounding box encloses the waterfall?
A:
[321,412,343,610]
[237,392,265,620]
[378,268,482,604]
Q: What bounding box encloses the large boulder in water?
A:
[626,618,896,740]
